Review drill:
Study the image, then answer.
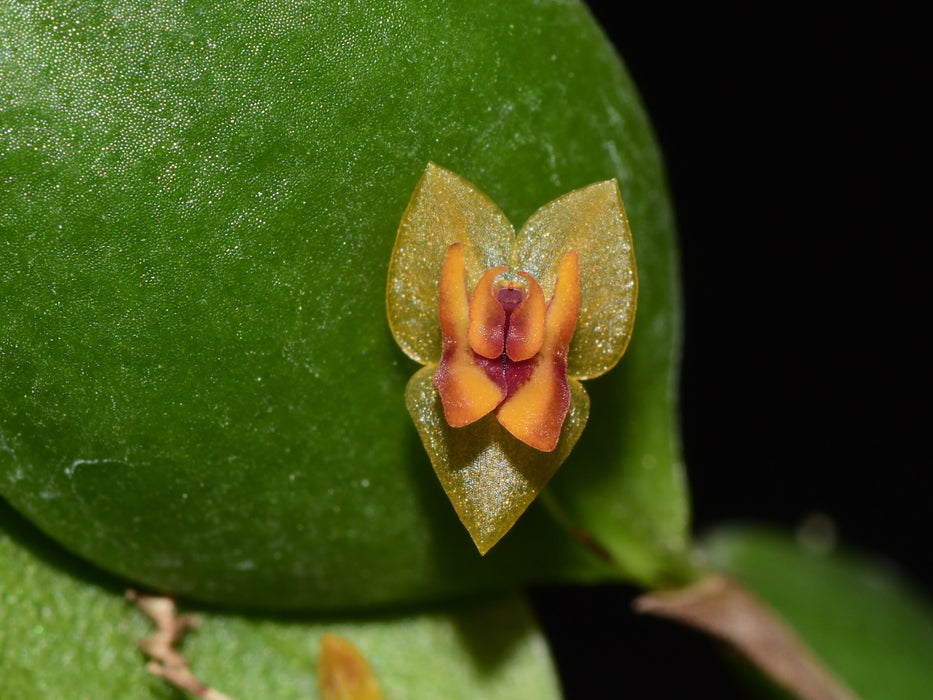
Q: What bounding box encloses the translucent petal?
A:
[387,163,514,365]
[514,180,637,379]
[405,366,590,554]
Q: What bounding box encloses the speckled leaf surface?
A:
[705,526,933,700]
[0,502,563,700]
[0,0,686,608]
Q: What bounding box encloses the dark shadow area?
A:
[542,2,929,697]
[531,583,759,698]
[597,0,927,589]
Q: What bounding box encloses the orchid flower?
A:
[387,163,637,553]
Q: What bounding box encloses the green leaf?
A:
[0,0,685,607]
[703,525,933,699]
[0,499,563,700]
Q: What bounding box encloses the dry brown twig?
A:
[127,589,233,700]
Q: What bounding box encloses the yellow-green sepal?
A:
[404,366,590,554]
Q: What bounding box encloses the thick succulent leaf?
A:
[515,180,637,381]
[388,163,514,365]
[0,0,685,607]
[405,367,589,554]
[0,501,563,700]
[704,526,933,699]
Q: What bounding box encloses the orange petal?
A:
[434,350,505,427]
[467,265,508,359]
[434,244,505,426]
[542,250,580,359]
[437,243,470,343]
[496,251,580,451]
[505,271,546,362]
[495,357,570,452]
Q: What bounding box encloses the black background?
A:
[532,5,928,697]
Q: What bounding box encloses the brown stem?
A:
[127,590,234,700]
